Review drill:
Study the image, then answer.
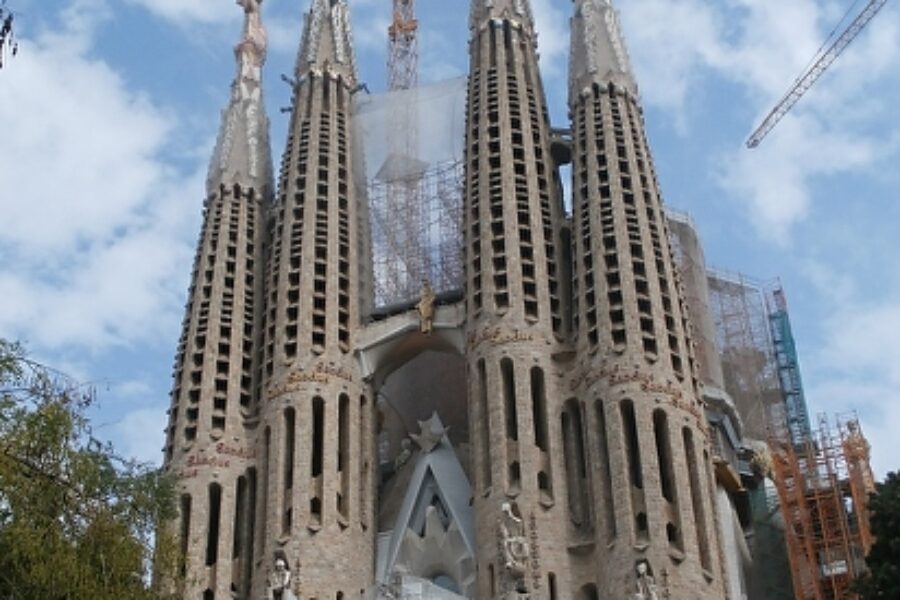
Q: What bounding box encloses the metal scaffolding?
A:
[367,159,464,307]
[667,210,724,391]
[352,78,467,309]
[705,270,813,447]
[378,0,426,307]
[706,270,783,441]
[767,289,813,446]
[770,415,875,600]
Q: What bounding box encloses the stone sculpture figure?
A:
[416,280,436,334]
[844,420,871,461]
[410,413,447,454]
[634,559,659,600]
[500,501,530,597]
[749,443,773,479]
[393,437,413,471]
[268,557,297,600]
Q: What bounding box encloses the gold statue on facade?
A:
[416,279,436,334]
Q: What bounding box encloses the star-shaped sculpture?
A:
[410,412,449,453]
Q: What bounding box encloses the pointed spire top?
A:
[238,0,267,60]
[297,0,357,83]
[469,0,535,35]
[207,0,273,192]
[569,0,638,102]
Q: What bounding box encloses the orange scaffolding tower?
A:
[770,415,875,600]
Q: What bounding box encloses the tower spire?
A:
[208,0,273,192]
[162,4,272,598]
[297,0,356,83]
[254,0,373,594]
[569,0,638,101]
[469,0,535,34]
[463,0,568,595]
[566,0,725,595]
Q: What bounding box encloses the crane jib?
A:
[746,0,888,149]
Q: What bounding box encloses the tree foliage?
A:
[856,471,900,599]
[0,339,180,599]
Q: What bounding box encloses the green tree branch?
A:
[0,338,181,599]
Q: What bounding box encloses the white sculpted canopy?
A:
[376,415,476,597]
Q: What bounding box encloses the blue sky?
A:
[0,0,898,478]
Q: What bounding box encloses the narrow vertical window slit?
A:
[206,483,222,567]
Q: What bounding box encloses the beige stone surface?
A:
[162,1,731,597]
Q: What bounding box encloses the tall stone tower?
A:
[463,1,570,597]
[257,0,374,596]
[568,0,724,596]
[163,0,731,597]
[162,0,272,597]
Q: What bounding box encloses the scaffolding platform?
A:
[353,77,467,309]
[770,414,875,600]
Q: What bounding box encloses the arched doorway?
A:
[355,308,475,597]
[376,349,470,479]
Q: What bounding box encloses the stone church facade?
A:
[162,0,729,598]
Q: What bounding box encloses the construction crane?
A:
[746,0,888,148]
[388,0,418,91]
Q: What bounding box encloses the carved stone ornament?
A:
[416,279,436,334]
[246,101,260,177]
[305,1,325,63]
[393,437,413,470]
[471,0,533,31]
[749,445,774,479]
[330,1,349,64]
[499,501,530,598]
[305,0,354,73]
[210,0,269,184]
[844,420,871,461]
[410,412,447,454]
[634,559,659,600]
[571,0,638,98]
[236,0,267,83]
[513,0,530,19]
[603,6,631,74]
[267,555,297,600]
[581,0,601,76]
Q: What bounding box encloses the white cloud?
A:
[0,59,169,254]
[817,303,900,387]
[808,300,900,477]
[797,256,900,478]
[124,0,235,25]
[716,115,874,240]
[618,0,726,122]
[114,407,168,464]
[350,10,390,54]
[0,1,202,351]
[531,0,568,77]
[619,0,900,239]
[113,378,155,399]
[266,12,305,55]
[620,0,851,114]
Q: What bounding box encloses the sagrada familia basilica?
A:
[162,0,739,597]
